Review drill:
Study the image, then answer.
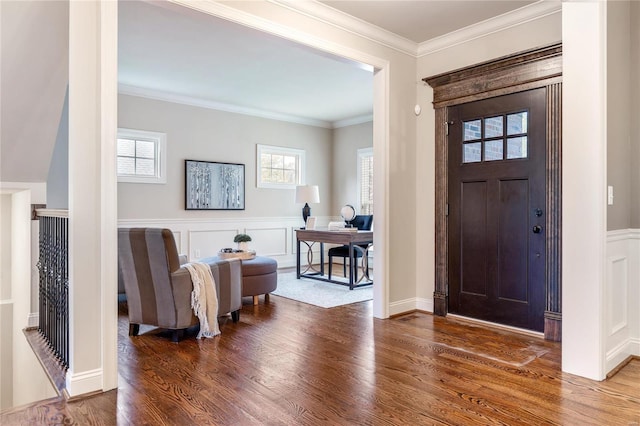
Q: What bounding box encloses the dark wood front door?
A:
[448,88,546,332]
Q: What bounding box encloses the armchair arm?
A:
[170,268,200,329]
[206,258,242,315]
[171,258,242,325]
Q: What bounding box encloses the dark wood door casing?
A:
[423,43,562,341]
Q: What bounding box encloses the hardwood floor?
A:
[2,292,639,425]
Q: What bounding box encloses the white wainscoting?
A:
[606,229,640,373]
[118,216,335,269]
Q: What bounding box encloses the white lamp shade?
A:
[295,185,320,204]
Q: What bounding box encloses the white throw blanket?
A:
[184,262,220,338]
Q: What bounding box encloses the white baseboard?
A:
[416,297,434,313]
[65,368,103,398]
[389,297,433,316]
[606,338,640,373]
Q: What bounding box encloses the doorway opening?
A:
[117,0,390,318]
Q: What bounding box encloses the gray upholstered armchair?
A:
[118,228,242,341]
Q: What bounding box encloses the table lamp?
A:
[295,185,320,227]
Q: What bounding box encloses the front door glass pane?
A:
[484,116,503,138]
[507,112,528,135]
[507,136,528,159]
[464,120,482,141]
[485,140,503,161]
[463,142,482,163]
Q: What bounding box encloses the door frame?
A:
[423,43,563,341]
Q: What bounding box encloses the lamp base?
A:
[301,203,311,228]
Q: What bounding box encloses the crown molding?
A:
[270,0,418,57]
[119,84,372,129]
[333,114,373,129]
[417,1,562,57]
[118,84,334,129]
[268,0,561,60]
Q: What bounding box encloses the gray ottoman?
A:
[241,256,278,305]
[203,255,278,305]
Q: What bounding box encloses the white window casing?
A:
[116,128,167,184]
[256,144,306,189]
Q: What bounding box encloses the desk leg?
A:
[320,242,325,276]
[296,237,301,279]
[349,242,355,290]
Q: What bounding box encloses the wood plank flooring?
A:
[2,290,639,425]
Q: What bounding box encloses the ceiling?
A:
[320,1,536,44]
[118,1,539,128]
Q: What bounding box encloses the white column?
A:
[562,2,608,380]
[67,0,118,396]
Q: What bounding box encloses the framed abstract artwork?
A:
[185,160,245,210]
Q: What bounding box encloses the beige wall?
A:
[117,94,333,220]
[631,2,640,229]
[332,122,373,213]
[607,1,632,231]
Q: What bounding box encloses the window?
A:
[257,144,305,189]
[357,148,373,215]
[117,128,166,184]
[462,111,528,163]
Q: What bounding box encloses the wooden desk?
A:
[295,229,373,290]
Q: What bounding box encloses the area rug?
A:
[272,271,373,308]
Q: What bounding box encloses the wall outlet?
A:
[194,249,201,258]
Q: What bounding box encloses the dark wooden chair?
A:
[328,215,373,280]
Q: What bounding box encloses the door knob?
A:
[532,225,543,234]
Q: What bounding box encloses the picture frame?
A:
[305,217,316,230]
[185,160,245,210]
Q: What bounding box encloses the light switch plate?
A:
[607,186,614,205]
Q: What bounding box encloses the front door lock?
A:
[532,225,543,234]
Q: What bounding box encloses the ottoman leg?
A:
[253,295,259,305]
[231,310,240,323]
[265,293,270,303]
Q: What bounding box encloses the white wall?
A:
[10,189,57,406]
[0,194,13,409]
[0,186,56,409]
[562,2,608,380]
[66,0,119,396]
